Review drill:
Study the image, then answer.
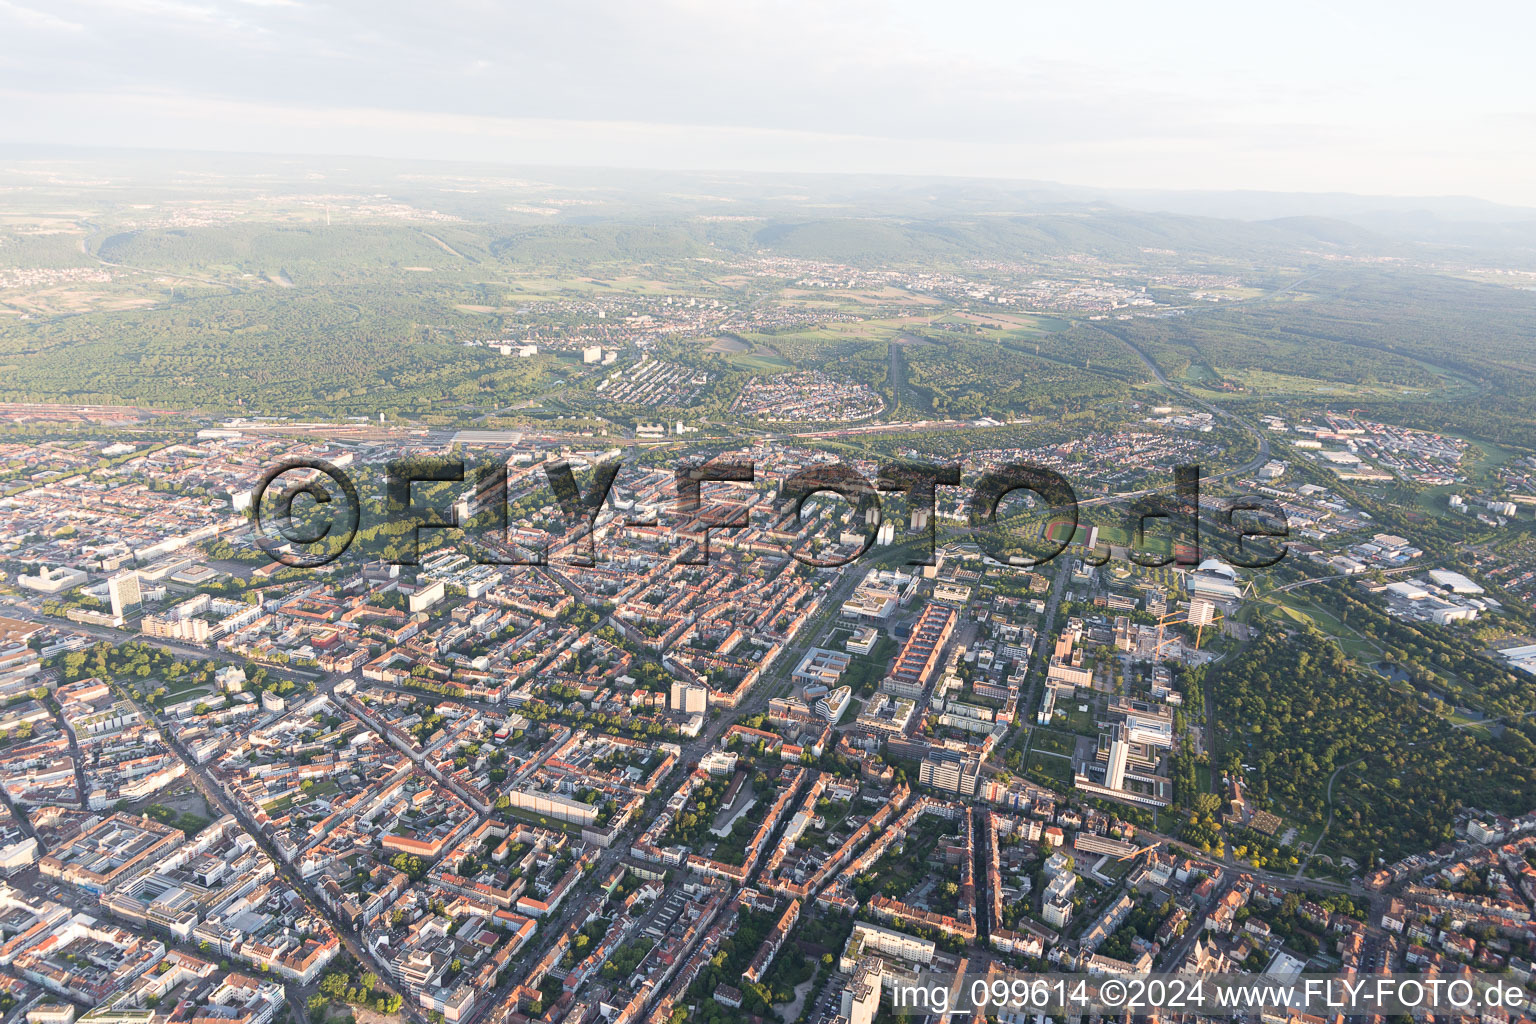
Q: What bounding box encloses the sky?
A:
[1,0,1533,205]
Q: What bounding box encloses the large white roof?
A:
[1428,569,1484,595]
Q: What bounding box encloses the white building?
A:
[408,580,445,613]
[1044,898,1074,928]
[1187,559,1242,602]
[1428,570,1484,595]
[670,681,708,714]
[107,571,142,620]
[215,666,247,693]
[17,566,88,595]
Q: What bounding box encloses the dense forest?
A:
[1209,629,1536,863]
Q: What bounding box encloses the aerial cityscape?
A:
[1,3,1535,1024]
[0,153,1531,1024]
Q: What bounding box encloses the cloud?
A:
[0,0,1531,203]
[0,0,85,31]
[75,0,249,27]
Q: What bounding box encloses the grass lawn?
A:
[1194,763,1213,795]
[1052,701,1098,736]
[1029,728,1077,757]
[1096,855,1137,880]
[1292,820,1327,847]
[1263,594,1382,662]
[1179,361,1219,383]
[1026,753,1074,789]
[723,350,794,373]
[1191,367,1463,401]
[162,680,213,700]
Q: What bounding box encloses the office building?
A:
[1104,725,1129,791]
[108,571,142,621]
[670,681,708,714]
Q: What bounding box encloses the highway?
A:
[1112,327,1272,484]
[1266,566,1414,594]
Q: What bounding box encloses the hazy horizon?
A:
[6,143,1536,235]
[2,0,1532,206]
